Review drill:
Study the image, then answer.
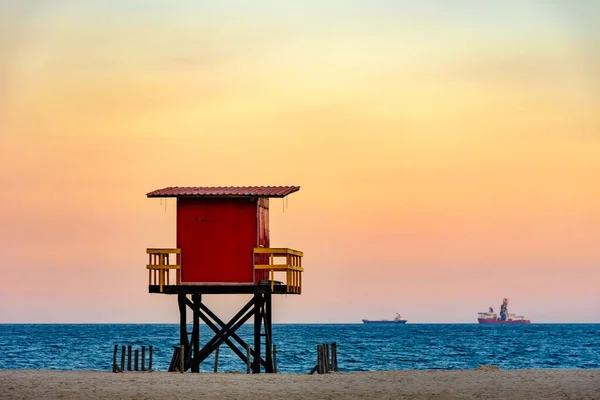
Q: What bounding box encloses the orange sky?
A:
[1,2,599,323]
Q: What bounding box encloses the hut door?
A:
[255,198,270,282]
[178,198,256,284]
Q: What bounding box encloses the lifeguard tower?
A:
[145,186,303,373]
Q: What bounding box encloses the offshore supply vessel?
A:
[362,313,407,324]
[477,298,530,324]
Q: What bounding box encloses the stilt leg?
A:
[191,294,201,372]
[253,293,263,373]
[178,294,188,372]
[264,293,273,373]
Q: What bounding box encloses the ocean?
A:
[0,324,598,373]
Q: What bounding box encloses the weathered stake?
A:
[317,345,321,374]
[149,345,153,371]
[134,349,139,371]
[141,346,146,371]
[112,345,118,372]
[317,345,324,374]
[121,346,126,371]
[214,346,220,373]
[332,342,338,372]
[127,346,132,371]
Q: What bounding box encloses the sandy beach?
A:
[1,369,598,400]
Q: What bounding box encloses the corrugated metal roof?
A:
[146,186,300,198]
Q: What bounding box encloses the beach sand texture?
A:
[1,369,599,400]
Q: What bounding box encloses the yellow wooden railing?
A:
[147,248,181,292]
[254,248,304,294]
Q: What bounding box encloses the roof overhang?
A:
[146,186,300,199]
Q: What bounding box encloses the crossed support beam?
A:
[177,292,274,373]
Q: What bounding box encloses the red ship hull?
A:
[478,318,530,324]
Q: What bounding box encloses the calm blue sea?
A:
[0,324,598,373]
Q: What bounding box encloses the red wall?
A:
[176,197,267,284]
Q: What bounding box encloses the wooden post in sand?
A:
[214,346,220,373]
[120,346,126,371]
[127,346,132,371]
[112,345,118,372]
[134,349,139,371]
[331,342,338,372]
[317,345,324,374]
[311,344,321,374]
[317,345,322,374]
[149,345,153,371]
[141,346,146,371]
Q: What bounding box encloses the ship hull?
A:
[362,320,407,324]
[478,318,530,324]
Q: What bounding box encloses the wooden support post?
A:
[180,345,185,373]
[121,346,126,372]
[246,345,251,374]
[309,344,321,374]
[141,346,146,371]
[319,345,323,374]
[273,345,277,374]
[253,294,262,374]
[332,342,338,372]
[322,344,329,374]
[191,294,201,373]
[264,293,273,373]
[178,294,189,373]
[317,345,323,374]
[127,346,132,371]
[178,294,188,353]
[213,346,220,373]
[113,344,121,372]
[149,345,153,371]
[134,349,139,371]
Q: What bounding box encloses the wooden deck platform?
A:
[148,283,292,295]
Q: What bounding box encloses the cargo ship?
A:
[362,313,407,324]
[478,298,530,324]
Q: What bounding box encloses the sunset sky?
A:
[1,1,599,323]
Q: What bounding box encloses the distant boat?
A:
[478,298,531,324]
[362,313,407,324]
